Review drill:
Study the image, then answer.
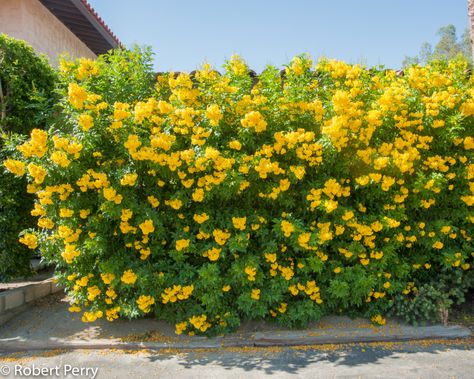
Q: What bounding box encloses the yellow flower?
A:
[441,226,451,234]
[121,269,137,285]
[37,217,54,229]
[432,241,444,249]
[356,176,370,186]
[147,195,160,208]
[121,209,133,221]
[189,314,211,332]
[161,284,194,304]
[280,220,294,237]
[106,288,117,299]
[76,276,89,287]
[175,321,188,335]
[265,253,277,263]
[213,229,231,245]
[68,305,81,313]
[78,113,94,131]
[103,187,122,204]
[27,163,47,184]
[50,151,71,168]
[251,288,261,300]
[17,129,48,158]
[360,258,370,266]
[136,295,155,313]
[232,216,247,231]
[59,208,74,218]
[290,166,306,180]
[324,199,338,213]
[205,104,223,126]
[245,266,257,281]
[106,307,120,321]
[288,285,299,296]
[432,119,445,128]
[229,140,242,150]
[76,58,99,79]
[165,198,183,210]
[280,266,294,280]
[120,173,138,186]
[19,233,38,249]
[192,188,205,202]
[333,267,342,274]
[79,209,91,219]
[139,219,155,235]
[68,83,88,109]
[101,273,115,284]
[175,239,190,251]
[193,213,209,224]
[371,314,386,325]
[3,159,25,176]
[278,302,288,313]
[81,311,103,323]
[241,111,267,132]
[222,285,231,292]
[61,244,80,263]
[203,247,221,261]
[140,248,151,260]
[87,285,101,301]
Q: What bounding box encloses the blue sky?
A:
[88,0,469,72]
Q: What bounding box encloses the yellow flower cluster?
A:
[3,159,25,176]
[189,314,211,332]
[371,314,386,325]
[120,269,137,285]
[203,247,221,261]
[136,295,155,313]
[241,111,267,132]
[288,281,323,304]
[232,216,247,230]
[19,233,38,249]
[161,284,194,304]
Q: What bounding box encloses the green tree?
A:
[0,34,57,280]
[403,24,472,66]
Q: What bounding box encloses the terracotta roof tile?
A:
[79,0,121,47]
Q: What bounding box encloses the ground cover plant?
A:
[4,48,473,335]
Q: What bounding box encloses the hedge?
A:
[4,49,473,334]
[0,34,56,280]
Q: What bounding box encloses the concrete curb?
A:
[0,278,62,326]
[0,324,470,353]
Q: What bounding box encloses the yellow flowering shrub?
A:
[5,49,474,334]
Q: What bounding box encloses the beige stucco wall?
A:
[0,0,96,66]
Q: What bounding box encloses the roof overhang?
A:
[39,0,120,55]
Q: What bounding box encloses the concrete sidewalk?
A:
[0,293,471,352]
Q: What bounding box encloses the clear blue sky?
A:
[88,0,469,72]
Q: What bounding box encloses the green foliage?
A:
[390,270,474,325]
[0,34,56,280]
[0,34,57,134]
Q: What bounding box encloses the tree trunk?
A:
[468,0,474,63]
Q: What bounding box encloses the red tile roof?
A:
[79,0,121,47]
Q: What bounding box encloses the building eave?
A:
[39,0,120,55]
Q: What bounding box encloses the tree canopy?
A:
[403,24,472,66]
